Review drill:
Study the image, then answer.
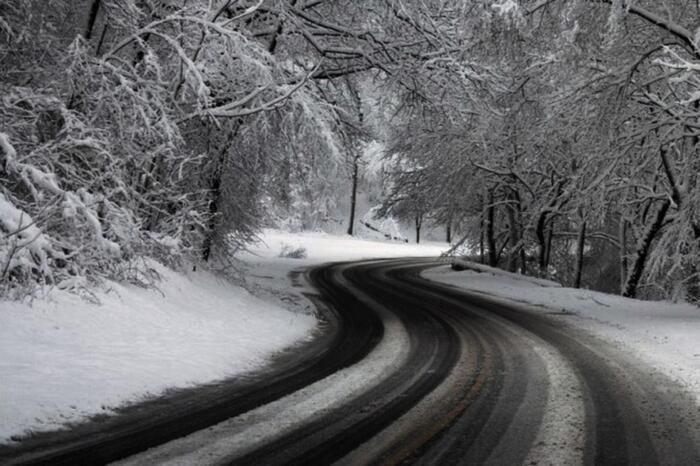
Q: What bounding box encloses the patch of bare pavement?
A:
[3,259,700,465]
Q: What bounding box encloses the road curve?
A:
[202,258,698,465]
[3,258,700,465]
[0,265,384,466]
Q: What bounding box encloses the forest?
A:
[2,0,700,302]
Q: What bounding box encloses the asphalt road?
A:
[225,259,700,465]
[2,258,699,465]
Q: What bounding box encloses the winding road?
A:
[2,258,699,465]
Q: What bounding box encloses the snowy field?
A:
[0,230,447,443]
[425,260,700,404]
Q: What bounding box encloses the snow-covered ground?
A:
[425,259,700,404]
[248,229,445,262]
[0,230,447,444]
[238,229,447,316]
[0,261,316,443]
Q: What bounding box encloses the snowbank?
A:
[424,265,700,404]
[249,229,446,262]
[238,229,448,327]
[450,258,561,288]
[0,261,316,443]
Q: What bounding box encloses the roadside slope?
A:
[0,260,315,444]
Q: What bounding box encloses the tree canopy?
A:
[2,0,700,302]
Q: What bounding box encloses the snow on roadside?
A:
[248,229,446,262]
[0,261,316,443]
[451,258,561,288]
[237,229,448,316]
[424,262,700,404]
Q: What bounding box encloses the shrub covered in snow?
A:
[0,1,342,295]
[278,243,308,259]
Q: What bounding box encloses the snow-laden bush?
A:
[278,243,307,259]
[0,34,205,290]
[0,96,126,288]
[0,0,347,295]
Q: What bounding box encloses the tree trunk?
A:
[446,219,452,243]
[95,24,109,56]
[536,212,548,273]
[201,122,241,261]
[506,203,519,273]
[619,216,627,293]
[479,216,485,264]
[486,191,497,266]
[346,78,363,236]
[201,144,228,262]
[85,0,101,40]
[623,200,670,298]
[415,214,422,244]
[347,157,358,235]
[201,169,223,262]
[574,220,586,289]
[514,190,526,273]
[544,220,554,270]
